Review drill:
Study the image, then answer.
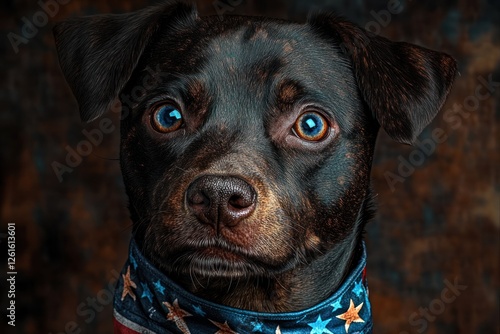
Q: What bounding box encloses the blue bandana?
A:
[113,239,373,334]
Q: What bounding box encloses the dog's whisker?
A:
[227,275,233,295]
[173,165,188,172]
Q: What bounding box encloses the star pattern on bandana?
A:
[121,266,137,301]
[130,254,138,270]
[209,319,239,334]
[140,282,153,303]
[330,300,343,312]
[275,325,282,334]
[164,299,192,334]
[154,279,166,295]
[251,320,264,332]
[352,281,364,297]
[336,299,364,333]
[192,305,206,317]
[308,315,333,334]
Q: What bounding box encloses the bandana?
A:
[113,239,372,334]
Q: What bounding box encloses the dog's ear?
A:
[309,14,457,144]
[53,2,197,122]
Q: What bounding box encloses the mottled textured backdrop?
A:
[1,0,498,333]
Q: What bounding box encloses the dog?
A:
[53,1,456,333]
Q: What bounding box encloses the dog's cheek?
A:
[247,207,296,264]
[303,139,374,245]
[144,214,192,261]
[120,121,182,233]
[143,172,205,258]
[120,128,150,212]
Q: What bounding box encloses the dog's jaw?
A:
[139,194,374,312]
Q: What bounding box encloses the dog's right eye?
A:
[293,111,330,142]
[151,104,184,133]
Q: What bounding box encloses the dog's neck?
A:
[114,234,372,333]
[167,197,373,313]
[178,239,362,312]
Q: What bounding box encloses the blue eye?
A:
[293,111,329,141]
[152,104,183,133]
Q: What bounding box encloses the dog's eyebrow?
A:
[179,79,211,114]
[140,73,206,101]
[274,79,305,106]
[270,78,340,122]
[183,79,206,99]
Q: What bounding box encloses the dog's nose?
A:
[186,175,257,229]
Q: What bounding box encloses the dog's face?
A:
[54,2,456,311]
[120,15,376,280]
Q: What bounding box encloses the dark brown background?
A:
[1,0,498,333]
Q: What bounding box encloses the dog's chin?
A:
[183,250,259,278]
[155,246,297,280]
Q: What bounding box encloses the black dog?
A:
[54,2,456,333]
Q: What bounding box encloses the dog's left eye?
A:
[151,104,184,133]
[293,111,329,141]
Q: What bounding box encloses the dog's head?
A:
[54,1,456,307]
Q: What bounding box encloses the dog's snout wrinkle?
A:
[186,175,257,230]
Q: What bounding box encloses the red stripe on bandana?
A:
[114,317,141,334]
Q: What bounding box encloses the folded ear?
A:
[53,1,197,122]
[309,13,457,144]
